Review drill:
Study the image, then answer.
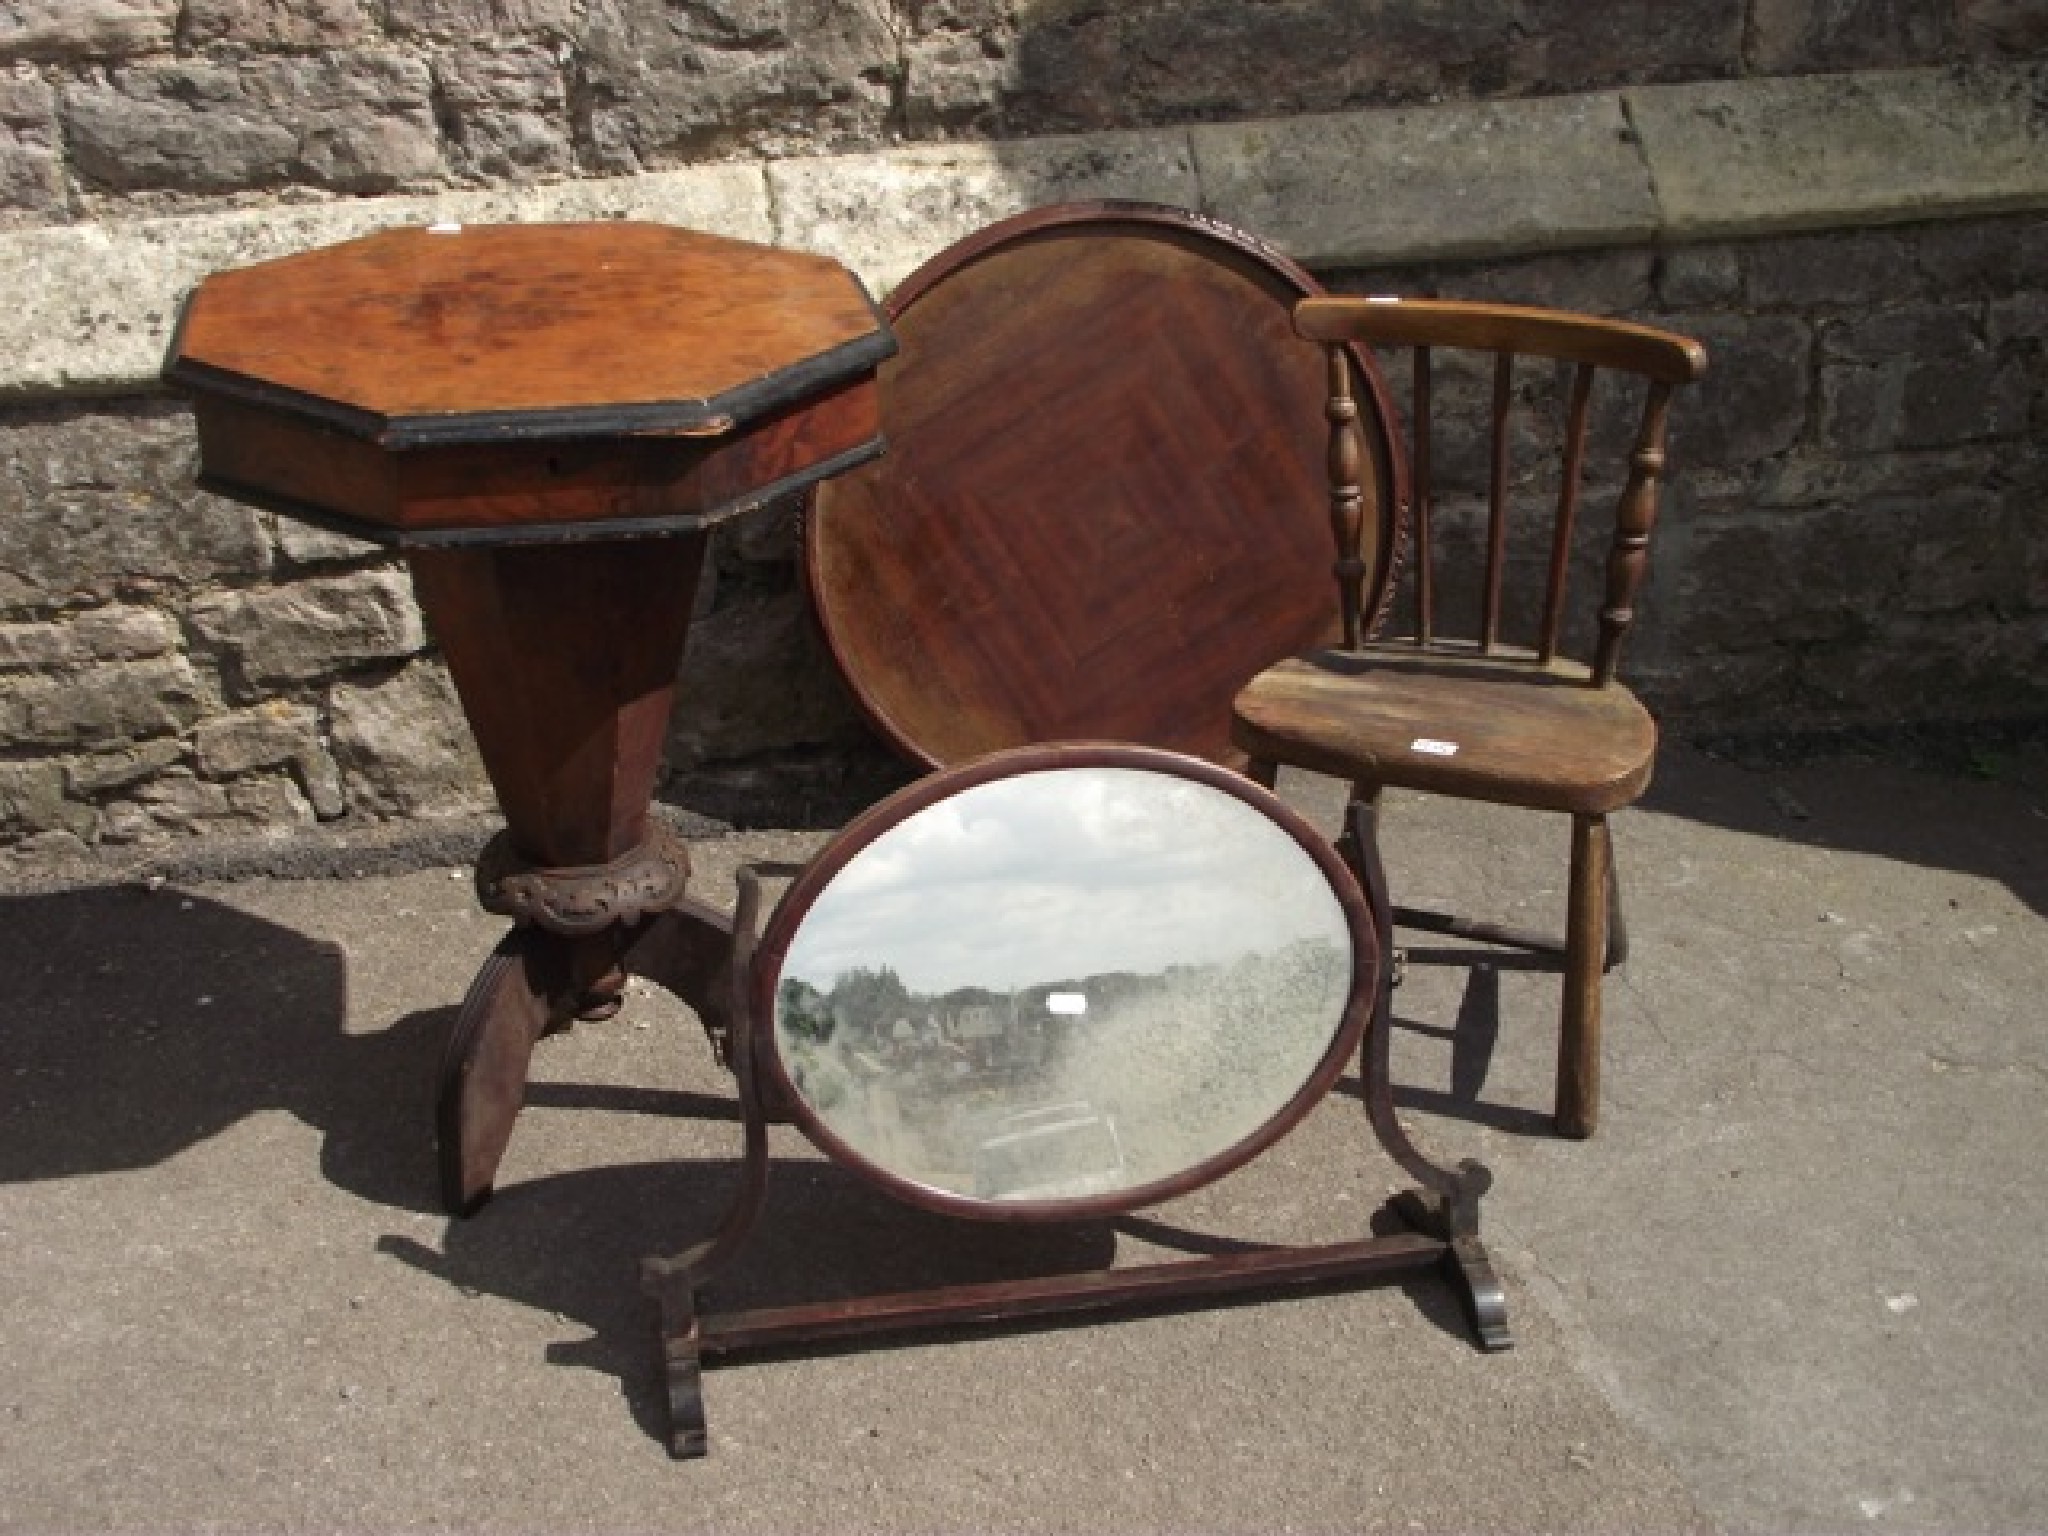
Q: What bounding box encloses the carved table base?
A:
[436,877,735,1217]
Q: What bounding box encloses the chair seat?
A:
[1231,645,1658,815]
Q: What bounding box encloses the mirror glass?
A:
[770,765,1355,1207]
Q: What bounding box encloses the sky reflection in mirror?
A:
[774,766,1353,1206]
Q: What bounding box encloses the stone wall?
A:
[5,0,2035,229]
[2,2,2047,873]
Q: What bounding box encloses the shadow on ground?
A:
[0,885,441,1212]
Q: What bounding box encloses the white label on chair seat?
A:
[1410,737,1460,756]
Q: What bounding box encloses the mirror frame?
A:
[748,742,1382,1222]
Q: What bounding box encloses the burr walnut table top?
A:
[164,221,895,545]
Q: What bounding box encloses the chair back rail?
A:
[1297,297,1706,684]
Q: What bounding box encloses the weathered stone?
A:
[274,518,383,569]
[580,0,897,167]
[385,0,574,37]
[1665,314,1810,469]
[1748,0,1955,73]
[1633,65,2048,238]
[1194,94,1658,269]
[0,656,205,747]
[772,130,1195,293]
[63,736,184,795]
[1503,1,1741,91]
[668,590,866,768]
[1658,244,1742,307]
[1005,0,1503,132]
[187,568,426,693]
[0,605,173,667]
[328,661,490,817]
[1959,0,2048,57]
[181,0,373,48]
[1422,246,1656,314]
[1746,229,1920,309]
[1819,315,2032,452]
[192,701,318,778]
[1913,214,2048,297]
[0,757,65,831]
[63,53,444,196]
[0,70,59,220]
[129,768,233,831]
[225,774,315,828]
[0,407,271,612]
[0,0,176,63]
[1989,291,2048,348]
[434,42,575,179]
[1891,489,2033,614]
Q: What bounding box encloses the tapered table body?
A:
[166,221,895,1212]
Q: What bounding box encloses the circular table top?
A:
[805,202,1402,770]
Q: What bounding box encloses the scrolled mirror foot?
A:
[643,1258,711,1459]
[1444,1235,1513,1352]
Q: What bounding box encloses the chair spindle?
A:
[1592,379,1677,685]
[1411,345,1435,646]
[1481,351,1512,652]
[1538,361,1597,664]
[1324,344,1369,651]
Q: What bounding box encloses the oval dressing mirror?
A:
[753,746,1377,1218]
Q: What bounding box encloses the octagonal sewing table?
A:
[165,221,896,1214]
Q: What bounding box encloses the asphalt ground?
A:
[3,739,2044,1533]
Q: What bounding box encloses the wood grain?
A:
[805,203,1403,770]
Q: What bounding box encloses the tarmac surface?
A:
[2,739,2045,1534]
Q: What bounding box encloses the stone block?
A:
[771,130,1195,294]
[1747,0,1955,72]
[580,0,897,166]
[0,605,175,667]
[668,589,866,769]
[1912,214,2048,297]
[63,737,184,796]
[1960,0,2048,57]
[1630,65,2048,238]
[1745,229,1920,310]
[1500,0,1741,91]
[192,701,318,777]
[1657,244,1743,308]
[0,758,65,832]
[328,660,491,817]
[0,70,60,220]
[385,0,574,37]
[434,42,574,179]
[1889,489,2032,615]
[181,0,373,48]
[1417,246,1657,314]
[62,53,444,196]
[1820,333,2033,453]
[1665,314,1810,470]
[0,407,271,613]
[1004,0,1503,132]
[0,655,205,747]
[187,568,426,693]
[0,0,176,63]
[275,518,383,569]
[1193,93,1658,269]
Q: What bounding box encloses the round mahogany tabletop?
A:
[805,201,1403,770]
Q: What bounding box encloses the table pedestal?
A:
[409,538,733,1214]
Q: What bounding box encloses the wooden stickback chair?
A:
[1231,296,1708,1138]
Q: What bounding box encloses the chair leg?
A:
[1603,829,1630,971]
[1556,812,1610,1139]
